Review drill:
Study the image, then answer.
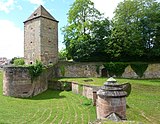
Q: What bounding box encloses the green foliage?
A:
[95,65,100,75]
[13,58,25,66]
[131,63,148,78]
[10,57,19,64]
[62,0,160,62]
[62,0,111,61]
[62,82,71,91]
[112,0,160,62]
[29,60,43,80]
[60,65,65,76]
[58,49,67,60]
[103,62,128,77]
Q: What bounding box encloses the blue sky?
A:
[1,0,159,59]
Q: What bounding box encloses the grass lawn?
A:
[0,71,96,124]
[58,77,160,124]
[0,70,160,124]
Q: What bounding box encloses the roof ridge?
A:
[24,5,58,23]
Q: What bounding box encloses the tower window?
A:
[34,13,37,16]
[49,27,51,32]
[30,62,33,64]
[30,41,32,43]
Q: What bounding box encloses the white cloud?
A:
[0,20,24,59]
[28,0,45,5]
[0,0,15,13]
[91,0,124,19]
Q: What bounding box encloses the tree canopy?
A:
[62,0,160,62]
[62,0,111,61]
[112,0,160,61]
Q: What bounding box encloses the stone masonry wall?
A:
[57,62,160,78]
[24,17,58,65]
[24,19,41,65]
[96,96,126,120]
[82,85,94,99]
[3,66,53,97]
[56,62,104,77]
[40,18,58,65]
[72,82,79,94]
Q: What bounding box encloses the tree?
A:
[10,57,19,64]
[112,0,160,61]
[62,0,111,61]
[58,49,67,61]
[13,58,25,66]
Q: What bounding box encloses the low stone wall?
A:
[72,82,79,94]
[56,62,160,79]
[82,85,93,99]
[72,82,100,105]
[3,66,53,97]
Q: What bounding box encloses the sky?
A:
[0,0,141,59]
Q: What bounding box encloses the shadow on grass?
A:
[28,90,66,100]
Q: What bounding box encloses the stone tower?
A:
[24,5,58,65]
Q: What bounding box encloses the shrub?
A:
[58,49,67,60]
[13,58,25,66]
[29,60,43,81]
[62,82,71,91]
[60,65,65,76]
[131,63,148,78]
[103,62,128,77]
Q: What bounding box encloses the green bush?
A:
[13,58,25,66]
[58,49,67,60]
[62,82,71,91]
[29,60,43,81]
[103,62,128,77]
[60,65,65,76]
[131,63,148,78]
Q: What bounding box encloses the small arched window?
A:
[34,13,37,16]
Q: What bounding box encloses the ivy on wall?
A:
[95,65,101,75]
[103,62,128,77]
[60,65,65,76]
[131,63,148,78]
[29,60,43,81]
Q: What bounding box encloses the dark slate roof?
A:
[24,5,58,23]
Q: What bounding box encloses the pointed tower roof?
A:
[24,5,58,23]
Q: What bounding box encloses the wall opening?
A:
[101,68,108,77]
